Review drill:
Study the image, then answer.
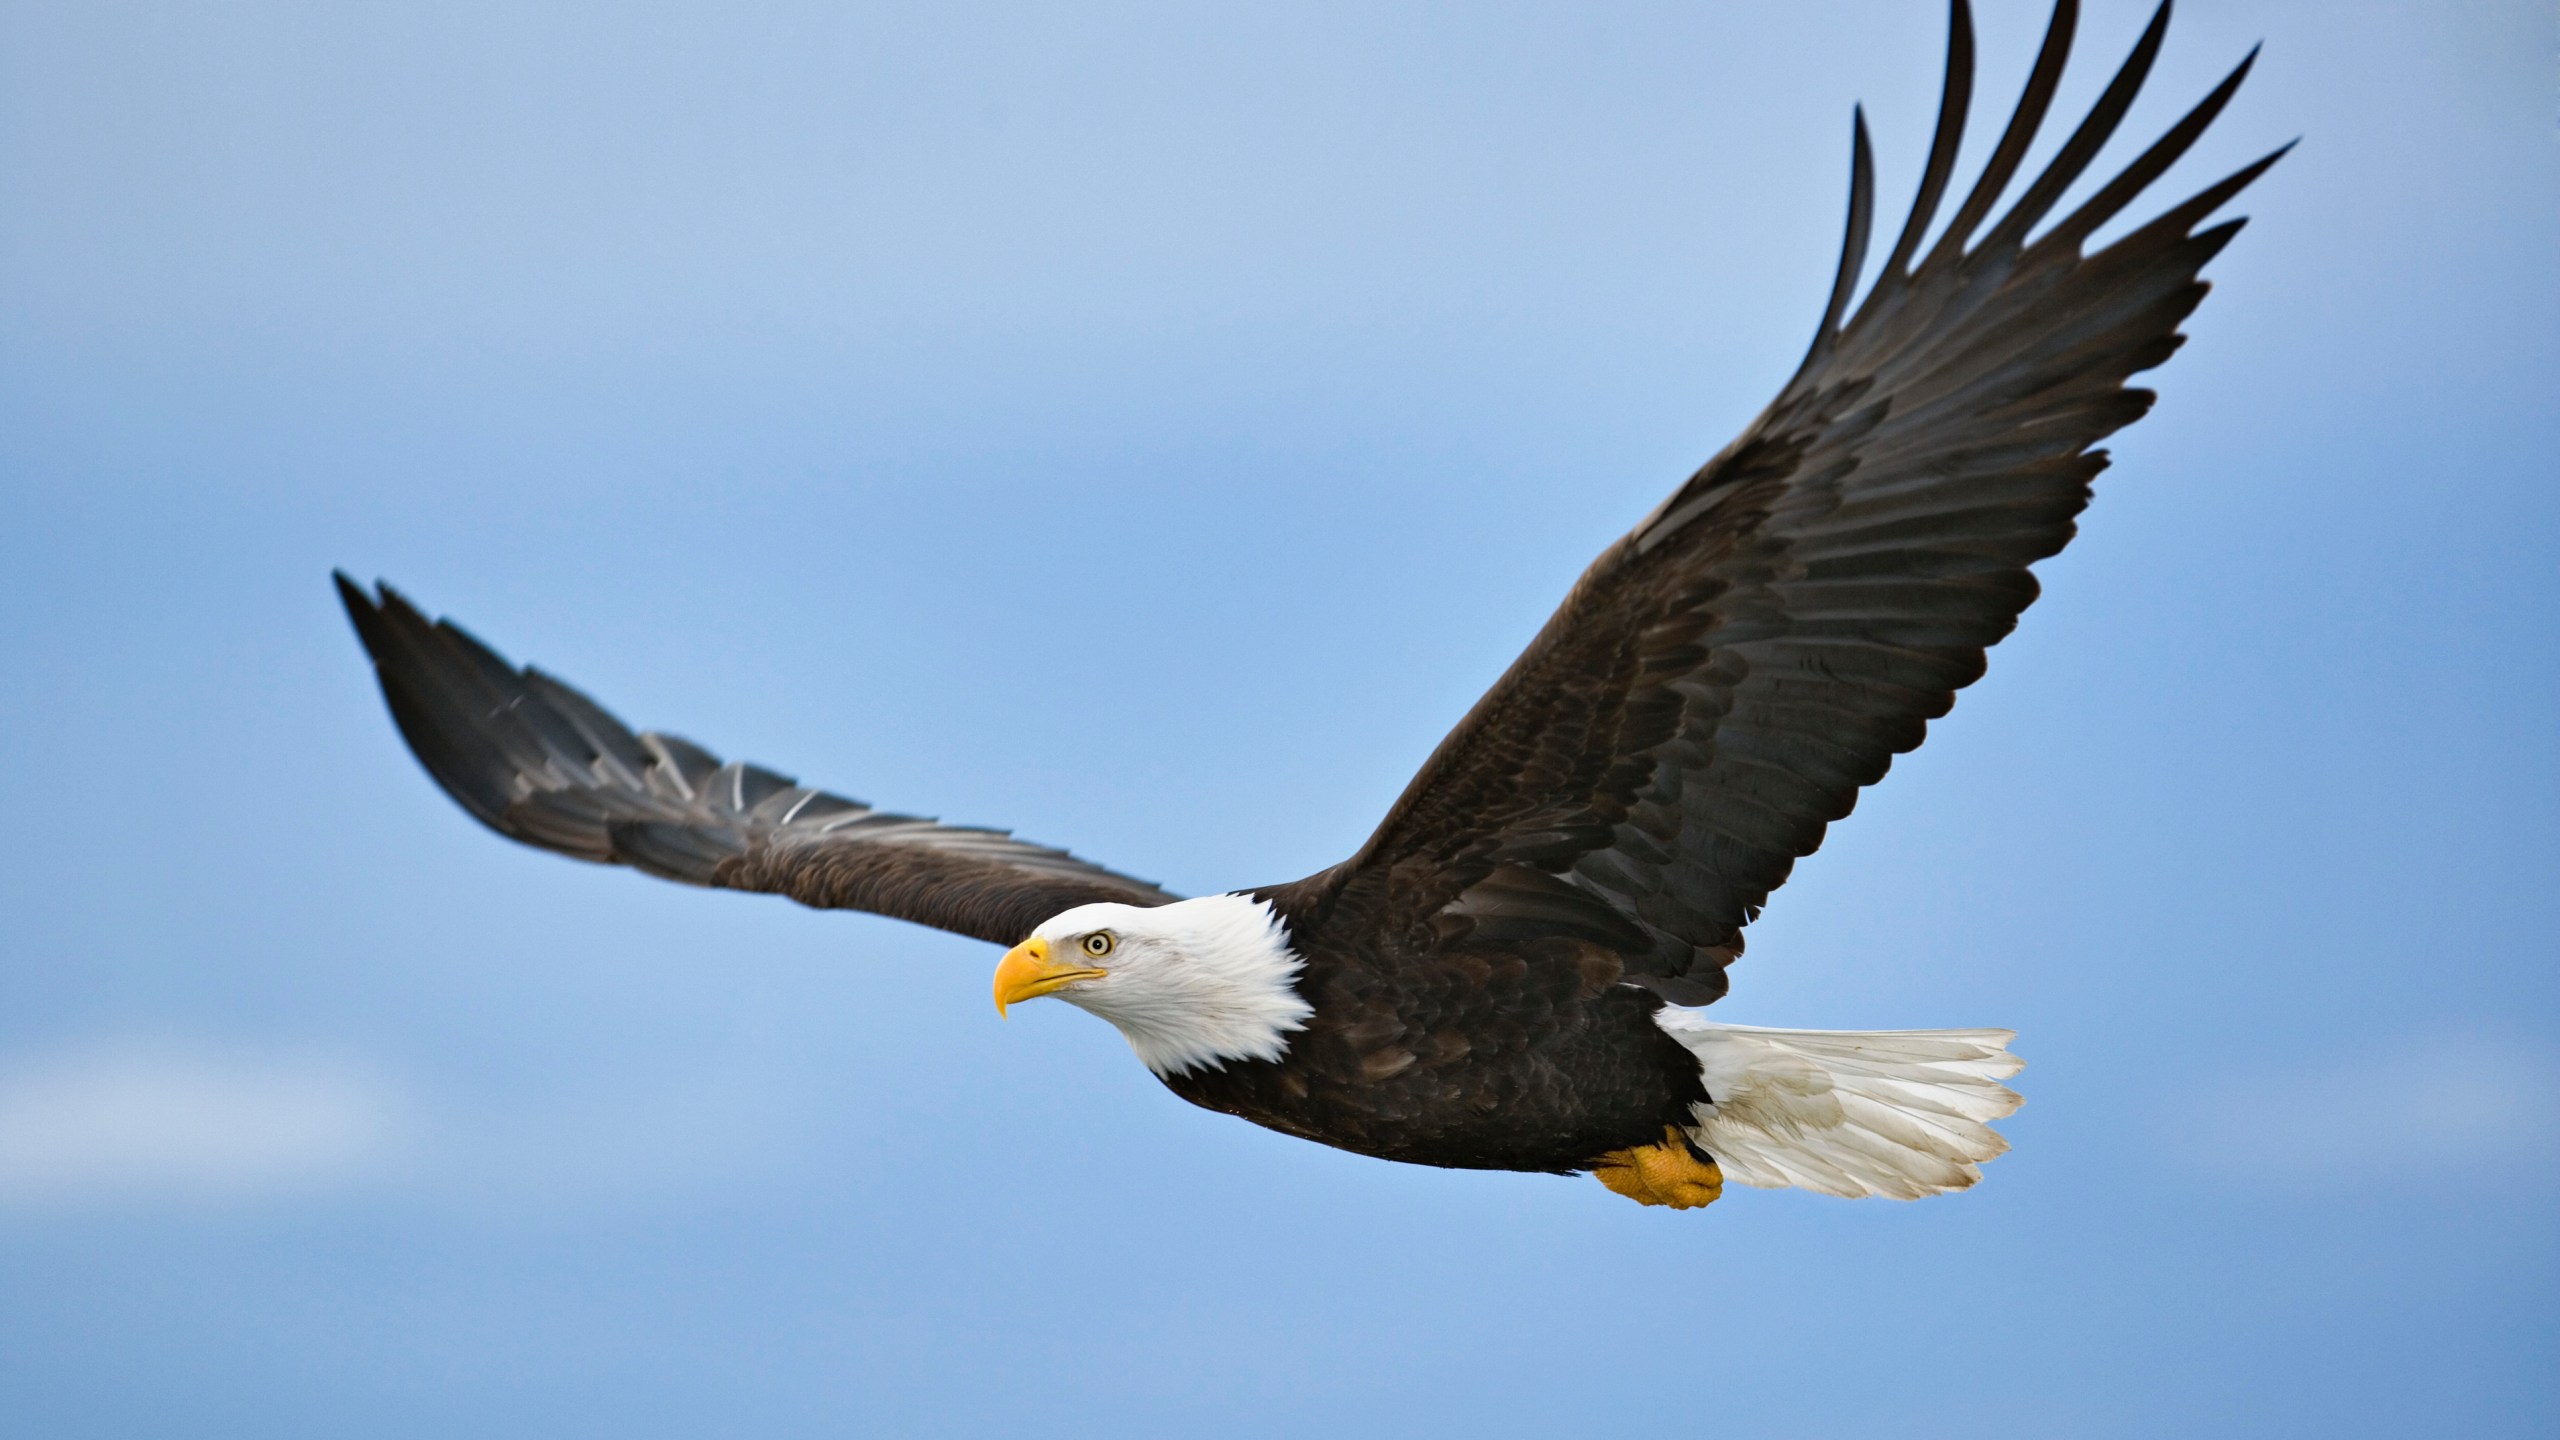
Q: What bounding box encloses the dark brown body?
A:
[1166,918,1707,1173]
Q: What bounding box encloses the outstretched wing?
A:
[1274,0,2283,1003]
[336,575,1177,945]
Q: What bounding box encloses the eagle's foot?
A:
[1591,1126,1724,1209]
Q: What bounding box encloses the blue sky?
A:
[2,0,2553,1434]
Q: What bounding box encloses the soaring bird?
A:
[338,0,2279,1210]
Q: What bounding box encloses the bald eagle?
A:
[338,0,2279,1209]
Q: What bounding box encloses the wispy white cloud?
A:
[2183,1032,2560,1189]
[0,1039,415,1209]
[0,1035,812,1218]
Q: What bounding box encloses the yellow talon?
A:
[1591,1126,1724,1209]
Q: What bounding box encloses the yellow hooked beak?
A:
[992,937,1107,1016]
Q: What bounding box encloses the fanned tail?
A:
[1651,1012,2024,1199]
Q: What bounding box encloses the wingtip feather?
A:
[333,571,388,657]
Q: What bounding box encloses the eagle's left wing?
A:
[338,576,1177,946]
[1267,0,2282,1004]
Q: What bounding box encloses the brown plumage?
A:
[341,0,2278,1193]
[334,573,1174,948]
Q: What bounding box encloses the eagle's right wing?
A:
[337,576,1177,946]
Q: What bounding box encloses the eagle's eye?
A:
[1082,932,1115,958]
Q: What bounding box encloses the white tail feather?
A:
[1651,1012,2025,1199]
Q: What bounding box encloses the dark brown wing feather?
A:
[336,575,1176,945]
[1270,0,2283,1004]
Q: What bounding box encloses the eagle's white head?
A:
[992,893,1312,1077]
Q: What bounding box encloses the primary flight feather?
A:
[340,0,2279,1209]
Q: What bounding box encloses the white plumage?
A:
[1651,1012,2025,1199]
[1029,895,1314,1078]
